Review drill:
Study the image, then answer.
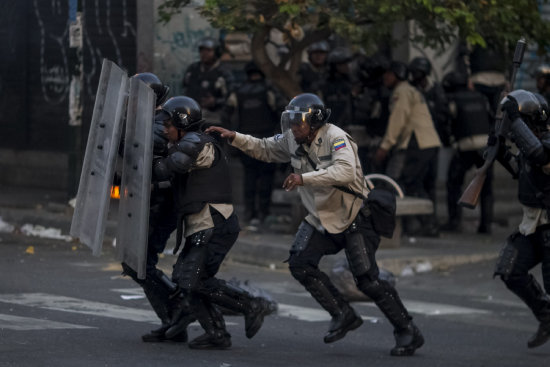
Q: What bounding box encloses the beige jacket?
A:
[231,123,368,233]
[380,81,441,151]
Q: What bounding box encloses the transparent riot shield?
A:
[116,77,155,279]
[70,59,129,256]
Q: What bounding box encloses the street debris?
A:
[19,224,72,242]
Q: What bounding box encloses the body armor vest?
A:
[518,154,550,208]
[172,133,232,215]
[236,81,276,137]
[450,89,491,140]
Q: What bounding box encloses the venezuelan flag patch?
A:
[333,138,347,151]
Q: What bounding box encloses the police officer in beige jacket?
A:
[206,93,424,356]
[375,61,441,236]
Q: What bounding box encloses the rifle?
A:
[458,38,527,209]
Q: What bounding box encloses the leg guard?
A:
[199,278,272,338]
[494,233,522,280]
[172,239,209,291]
[290,221,315,256]
[357,276,411,331]
[344,223,371,277]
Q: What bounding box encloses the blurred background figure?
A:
[223,61,282,226]
[440,71,494,234]
[315,46,355,127]
[349,53,391,174]
[182,36,234,125]
[468,43,508,113]
[375,61,441,236]
[298,40,330,93]
[533,64,550,102]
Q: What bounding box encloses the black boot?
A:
[504,274,550,348]
[390,323,424,356]
[528,320,550,348]
[121,263,188,343]
[189,298,232,350]
[324,304,363,343]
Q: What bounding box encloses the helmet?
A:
[408,57,432,76]
[502,89,546,126]
[197,36,222,58]
[441,71,468,92]
[357,53,389,86]
[533,64,550,80]
[307,41,330,54]
[160,96,203,131]
[327,47,352,65]
[133,72,170,107]
[280,93,331,132]
[388,61,408,81]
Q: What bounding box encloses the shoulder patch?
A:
[332,138,347,151]
[274,133,283,141]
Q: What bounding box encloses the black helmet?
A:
[161,96,203,131]
[281,93,331,132]
[388,61,408,81]
[197,36,222,58]
[441,71,468,92]
[307,41,330,54]
[357,53,389,86]
[408,57,432,76]
[327,47,352,65]
[502,89,546,126]
[133,72,170,107]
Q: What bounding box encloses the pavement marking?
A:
[0,313,94,331]
[0,293,159,323]
[277,303,379,323]
[357,300,491,316]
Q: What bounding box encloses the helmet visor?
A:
[280,110,311,133]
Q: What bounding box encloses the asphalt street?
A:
[0,232,549,367]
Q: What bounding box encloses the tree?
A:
[158,0,550,98]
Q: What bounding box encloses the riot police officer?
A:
[441,71,494,233]
[206,93,424,357]
[316,47,355,127]
[182,37,234,125]
[118,72,185,343]
[153,96,272,349]
[298,40,330,93]
[494,89,550,348]
[223,61,281,224]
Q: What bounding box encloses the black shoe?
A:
[323,306,363,343]
[527,321,550,348]
[188,332,231,350]
[141,324,188,343]
[245,298,272,339]
[390,323,424,356]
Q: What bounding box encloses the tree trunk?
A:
[251,27,302,99]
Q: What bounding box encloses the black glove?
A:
[153,121,168,156]
[502,96,521,121]
[152,157,171,181]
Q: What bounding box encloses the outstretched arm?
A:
[205,125,236,142]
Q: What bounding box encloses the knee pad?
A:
[289,264,316,284]
[356,275,385,299]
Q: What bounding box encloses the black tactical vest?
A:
[173,133,233,215]
[236,81,276,137]
[518,155,550,208]
[183,62,230,112]
[451,89,491,140]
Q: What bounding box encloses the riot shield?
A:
[116,77,155,279]
[70,59,129,256]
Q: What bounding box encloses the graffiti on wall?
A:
[33,0,70,105]
[154,8,216,95]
